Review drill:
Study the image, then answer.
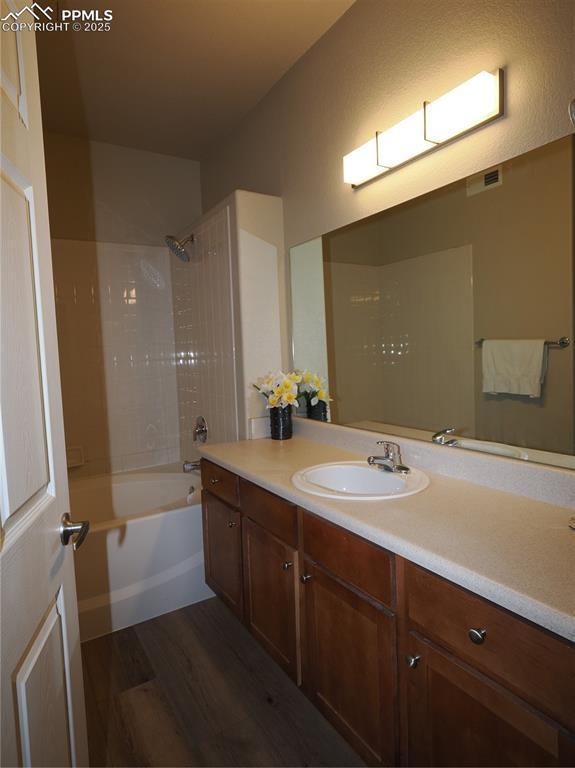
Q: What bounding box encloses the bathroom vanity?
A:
[200,439,575,767]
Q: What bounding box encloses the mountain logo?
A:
[1,3,53,21]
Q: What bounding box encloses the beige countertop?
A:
[199,437,575,642]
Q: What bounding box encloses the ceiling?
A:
[37,0,355,160]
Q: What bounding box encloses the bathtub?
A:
[69,468,213,641]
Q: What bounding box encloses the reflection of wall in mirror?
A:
[290,237,329,386]
[319,136,574,456]
[325,247,475,433]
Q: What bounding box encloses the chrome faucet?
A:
[183,459,201,473]
[432,426,459,446]
[367,441,411,475]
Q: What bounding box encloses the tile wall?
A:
[326,247,475,432]
[171,205,239,459]
[53,239,180,475]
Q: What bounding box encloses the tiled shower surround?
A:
[170,205,239,460]
[53,239,180,475]
[53,206,241,476]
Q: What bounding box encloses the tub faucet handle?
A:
[193,416,208,443]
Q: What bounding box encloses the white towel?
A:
[482,340,547,398]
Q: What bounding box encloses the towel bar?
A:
[475,337,570,348]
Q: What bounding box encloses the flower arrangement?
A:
[253,371,301,409]
[253,370,330,409]
[297,370,330,407]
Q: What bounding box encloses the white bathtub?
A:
[69,469,213,641]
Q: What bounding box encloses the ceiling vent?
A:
[466,165,503,196]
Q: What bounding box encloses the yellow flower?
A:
[268,394,280,407]
[274,386,283,396]
[312,374,321,389]
[317,389,327,401]
[281,379,294,393]
[303,371,313,384]
[287,372,302,383]
[284,392,297,405]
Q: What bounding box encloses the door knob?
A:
[60,513,90,551]
[282,561,294,570]
[227,520,237,528]
[300,574,312,583]
[406,654,421,669]
[210,478,220,485]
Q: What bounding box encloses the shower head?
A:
[165,233,194,262]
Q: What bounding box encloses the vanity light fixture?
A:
[343,68,504,187]
[342,137,386,186]
[376,108,435,169]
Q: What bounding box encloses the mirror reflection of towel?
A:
[482,340,547,398]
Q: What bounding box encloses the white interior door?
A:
[0,5,89,766]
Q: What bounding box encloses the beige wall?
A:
[44,134,202,245]
[46,136,203,474]
[200,0,575,363]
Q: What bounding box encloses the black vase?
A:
[269,406,293,440]
[306,399,328,422]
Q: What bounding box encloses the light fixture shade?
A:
[376,109,436,168]
[343,137,386,186]
[424,69,503,144]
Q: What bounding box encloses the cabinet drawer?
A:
[201,459,239,507]
[303,512,394,609]
[239,479,297,547]
[405,562,575,732]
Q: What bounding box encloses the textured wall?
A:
[200,0,575,249]
[44,134,202,246]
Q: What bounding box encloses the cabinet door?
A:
[242,517,299,680]
[404,634,575,767]
[202,491,243,618]
[302,560,397,766]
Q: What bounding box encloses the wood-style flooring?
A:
[82,597,364,767]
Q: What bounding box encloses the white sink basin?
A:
[291,461,429,501]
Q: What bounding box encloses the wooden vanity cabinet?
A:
[404,634,575,767]
[201,490,243,619]
[399,561,575,767]
[201,460,575,768]
[301,512,398,766]
[302,559,397,766]
[242,517,299,680]
[240,478,300,681]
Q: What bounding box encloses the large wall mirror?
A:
[290,135,574,470]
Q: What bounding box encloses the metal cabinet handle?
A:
[282,561,294,570]
[210,478,220,485]
[60,513,90,551]
[300,574,312,583]
[468,628,487,645]
[406,654,421,669]
[227,520,237,528]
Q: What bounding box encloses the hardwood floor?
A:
[82,598,365,767]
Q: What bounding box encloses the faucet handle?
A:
[432,426,456,444]
[376,440,401,462]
